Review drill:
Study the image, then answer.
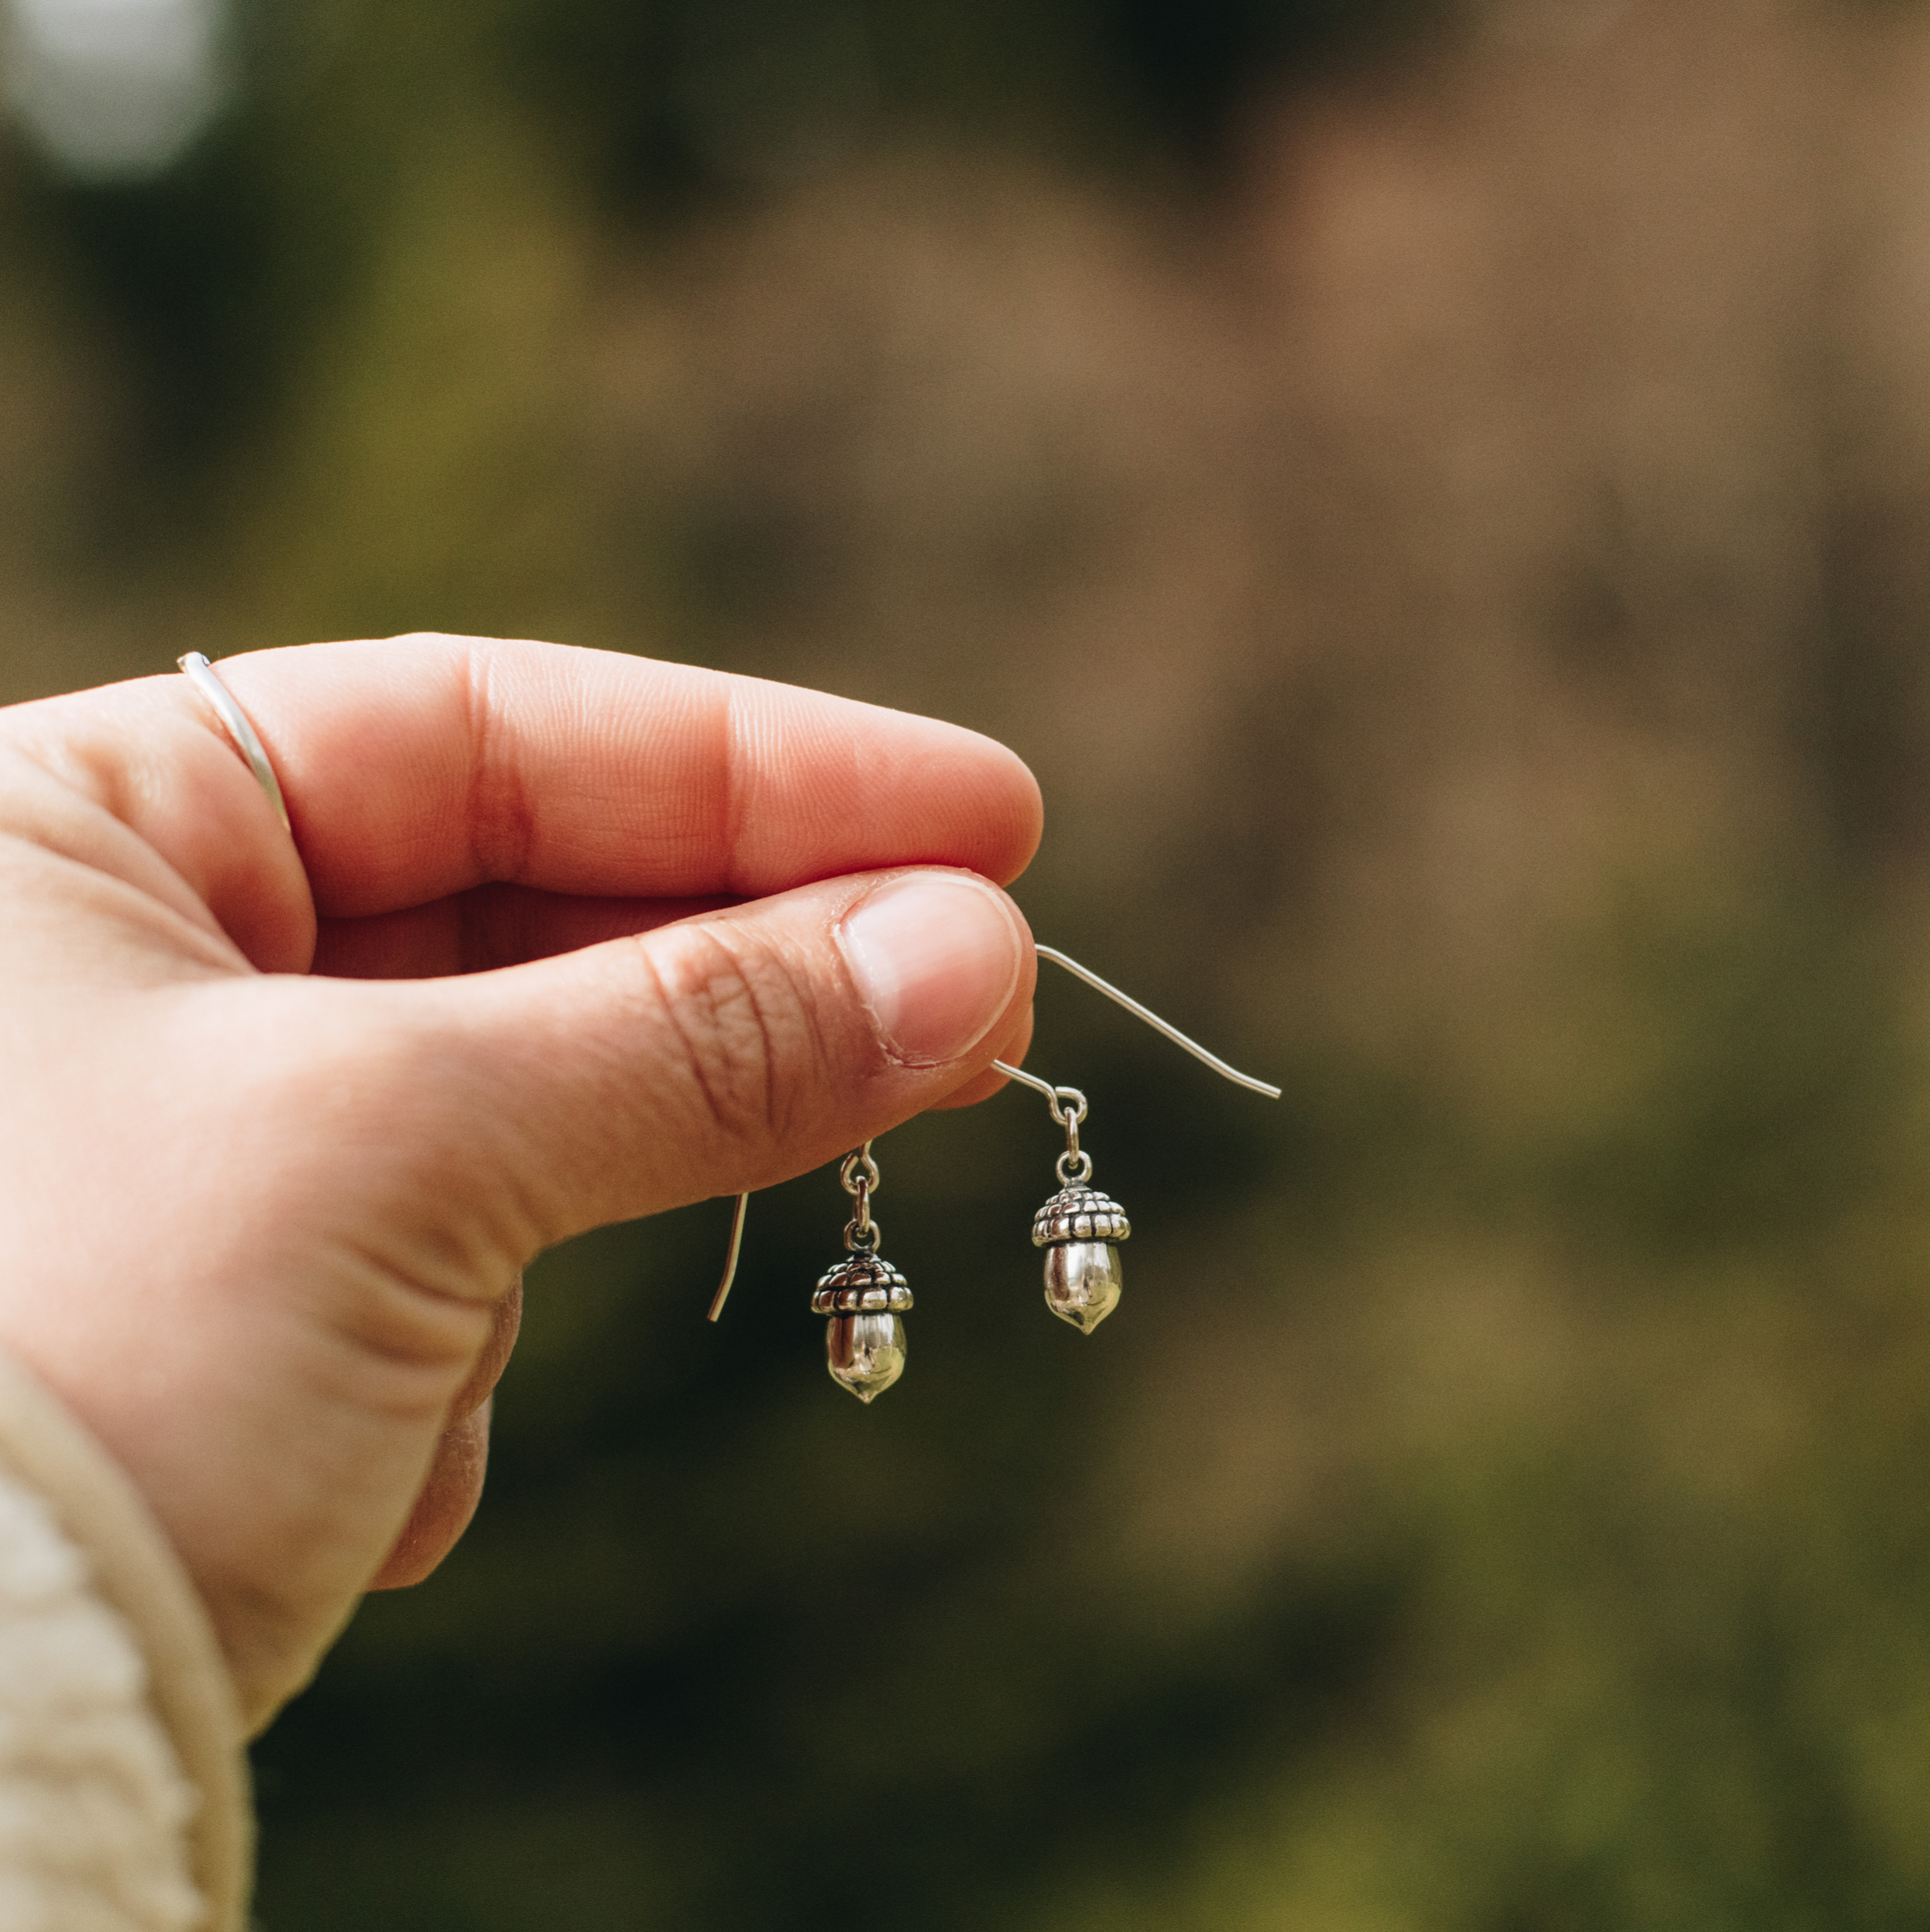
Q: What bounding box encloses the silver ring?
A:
[177,651,292,835]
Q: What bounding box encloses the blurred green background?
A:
[11,0,1930,1924]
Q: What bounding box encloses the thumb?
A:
[355,865,1034,1258]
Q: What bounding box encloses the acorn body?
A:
[1031,1185,1130,1333]
[812,1253,912,1401]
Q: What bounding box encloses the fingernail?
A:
[838,871,1025,1067]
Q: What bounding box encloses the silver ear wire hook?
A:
[991,946,1282,1100]
[704,946,1277,1320]
[706,1191,751,1322]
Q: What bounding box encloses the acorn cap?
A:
[812,1251,914,1314]
[1031,1186,1131,1247]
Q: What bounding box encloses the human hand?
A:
[0,635,1040,1731]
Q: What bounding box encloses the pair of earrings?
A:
[707,945,1279,1404]
[803,1089,1125,1405]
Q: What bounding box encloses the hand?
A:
[0,635,1040,1730]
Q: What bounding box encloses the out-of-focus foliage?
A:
[9,0,1930,1927]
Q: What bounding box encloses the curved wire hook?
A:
[706,945,1278,1319]
[706,1191,751,1323]
[991,1060,1087,1125]
[993,944,1282,1102]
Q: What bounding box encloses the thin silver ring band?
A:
[177,651,292,835]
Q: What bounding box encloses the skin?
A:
[0,634,1042,1732]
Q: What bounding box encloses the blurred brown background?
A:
[7,0,1930,1924]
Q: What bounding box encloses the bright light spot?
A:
[5,0,225,180]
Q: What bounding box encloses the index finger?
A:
[219,636,1042,916]
[2,636,1043,972]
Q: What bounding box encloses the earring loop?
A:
[840,1145,882,1255]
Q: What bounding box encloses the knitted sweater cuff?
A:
[0,1346,252,1930]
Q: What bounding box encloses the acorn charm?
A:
[812,1251,912,1403]
[812,1145,910,1404]
[1032,1184,1130,1334]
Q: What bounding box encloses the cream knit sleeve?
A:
[0,1350,251,1931]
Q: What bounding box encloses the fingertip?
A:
[837,870,1032,1068]
[366,1266,518,1594]
[368,1398,493,1591]
[963,733,1044,886]
[448,1277,521,1424]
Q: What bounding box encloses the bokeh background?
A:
[9,0,1930,1924]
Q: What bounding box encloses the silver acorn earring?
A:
[989,946,1281,1337]
[811,1143,912,1404]
[706,1142,912,1404]
[987,1071,1128,1333]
